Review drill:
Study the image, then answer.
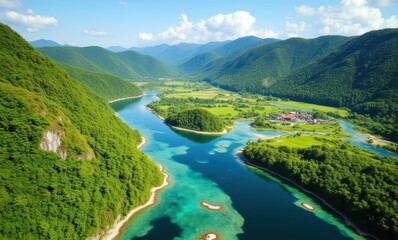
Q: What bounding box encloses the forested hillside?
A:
[204,36,351,92]
[38,46,178,80]
[0,23,162,239]
[244,139,398,240]
[60,64,142,101]
[267,28,398,141]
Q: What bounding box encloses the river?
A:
[111,91,375,240]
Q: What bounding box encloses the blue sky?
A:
[1,0,397,47]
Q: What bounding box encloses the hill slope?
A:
[60,64,143,101]
[267,28,398,141]
[0,23,162,239]
[39,46,178,80]
[204,35,351,92]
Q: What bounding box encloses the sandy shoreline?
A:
[137,136,146,149]
[170,125,227,135]
[108,94,145,103]
[235,149,378,239]
[103,164,169,240]
[365,133,392,146]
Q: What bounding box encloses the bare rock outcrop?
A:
[40,130,67,160]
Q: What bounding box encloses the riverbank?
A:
[170,125,227,135]
[235,149,379,240]
[137,136,146,149]
[108,94,145,103]
[103,164,169,240]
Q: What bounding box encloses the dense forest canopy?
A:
[0,23,162,239]
[243,139,398,240]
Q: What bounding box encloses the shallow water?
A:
[112,91,364,240]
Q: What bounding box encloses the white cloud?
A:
[138,32,154,41]
[0,0,21,9]
[4,9,58,32]
[295,5,316,16]
[285,21,306,37]
[295,0,398,36]
[83,29,108,36]
[119,1,128,5]
[138,11,279,44]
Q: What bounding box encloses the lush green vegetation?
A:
[197,29,398,142]
[38,46,179,80]
[165,108,225,132]
[0,23,162,239]
[204,36,351,92]
[61,64,142,101]
[146,81,344,134]
[243,138,398,240]
[266,29,398,142]
[146,81,282,126]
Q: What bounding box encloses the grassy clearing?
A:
[277,101,349,117]
[265,134,337,148]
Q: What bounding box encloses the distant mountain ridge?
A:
[30,39,61,48]
[39,46,179,80]
[204,35,352,92]
[133,36,279,66]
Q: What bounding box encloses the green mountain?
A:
[116,50,179,78]
[204,35,351,92]
[39,46,178,80]
[179,36,278,73]
[60,64,142,101]
[133,42,202,66]
[0,23,162,239]
[211,36,279,57]
[267,28,398,141]
[166,108,225,132]
[179,52,221,73]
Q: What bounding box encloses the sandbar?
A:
[301,202,315,211]
[103,164,169,240]
[200,201,222,210]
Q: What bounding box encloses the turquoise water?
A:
[112,91,364,240]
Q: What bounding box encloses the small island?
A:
[165,108,226,134]
[301,202,315,211]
